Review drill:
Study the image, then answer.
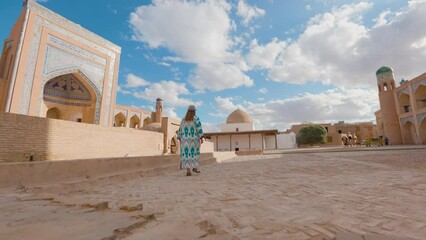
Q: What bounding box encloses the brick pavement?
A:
[0,149,425,239]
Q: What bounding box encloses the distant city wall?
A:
[0,112,164,163]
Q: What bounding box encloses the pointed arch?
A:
[398,93,411,113]
[415,85,426,111]
[402,121,416,145]
[114,112,126,127]
[41,68,101,124]
[130,114,140,128]
[143,117,152,127]
[43,73,97,123]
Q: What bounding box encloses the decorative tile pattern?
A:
[416,112,426,124]
[27,1,121,53]
[400,116,414,126]
[43,45,105,91]
[44,74,92,101]
[43,97,91,107]
[41,69,102,124]
[114,108,128,118]
[396,89,410,99]
[28,0,120,125]
[47,35,106,65]
[413,79,426,92]
[19,16,43,114]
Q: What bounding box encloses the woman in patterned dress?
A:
[177,105,204,176]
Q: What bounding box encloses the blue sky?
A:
[1,0,426,131]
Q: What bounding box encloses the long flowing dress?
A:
[177,116,204,169]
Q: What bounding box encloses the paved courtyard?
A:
[1,148,425,239]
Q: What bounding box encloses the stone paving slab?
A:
[0,149,425,239]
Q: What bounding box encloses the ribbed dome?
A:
[376,66,393,76]
[226,108,252,124]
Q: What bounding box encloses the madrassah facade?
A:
[375,67,426,145]
[0,0,188,162]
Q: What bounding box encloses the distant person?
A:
[384,136,389,146]
[177,105,205,176]
[347,132,353,146]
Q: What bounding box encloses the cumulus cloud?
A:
[263,1,426,88]
[236,0,265,25]
[125,73,150,88]
[212,88,379,130]
[189,63,253,91]
[129,0,255,91]
[163,107,179,119]
[132,81,202,107]
[209,96,245,118]
[130,0,233,64]
[246,38,287,69]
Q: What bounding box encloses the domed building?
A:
[221,108,254,132]
[204,108,297,153]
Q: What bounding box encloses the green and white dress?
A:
[177,116,204,169]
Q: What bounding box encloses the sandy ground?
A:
[1,148,425,240]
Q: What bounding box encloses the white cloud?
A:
[189,63,253,91]
[129,0,253,91]
[125,73,150,88]
[306,5,312,11]
[373,9,391,28]
[163,107,179,119]
[117,85,131,95]
[209,96,244,118]
[212,88,379,131]
[202,122,221,132]
[264,1,426,88]
[236,0,265,25]
[132,81,202,107]
[130,0,233,64]
[259,88,268,94]
[246,38,287,69]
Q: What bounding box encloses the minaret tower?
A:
[154,98,163,123]
[376,66,402,144]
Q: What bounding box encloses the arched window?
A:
[46,108,60,119]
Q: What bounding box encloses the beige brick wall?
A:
[0,112,164,163]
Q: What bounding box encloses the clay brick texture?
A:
[0,112,164,162]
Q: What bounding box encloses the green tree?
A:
[297,125,327,145]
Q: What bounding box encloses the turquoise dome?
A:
[376,66,393,76]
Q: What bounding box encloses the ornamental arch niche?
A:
[42,72,99,124]
[170,136,178,154]
[129,114,140,128]
[402,121,416,145]
[143,117,152,127]
[398,93,411,113]
[46,107,60,119]
[415,85,426,110]
[420,116,426,144]
[114,112,126,127]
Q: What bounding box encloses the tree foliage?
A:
[297,125,327,145]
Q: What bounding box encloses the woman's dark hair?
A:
[184,110,195,121]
